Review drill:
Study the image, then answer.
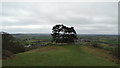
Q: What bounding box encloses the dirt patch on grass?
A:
[80,46,119,63]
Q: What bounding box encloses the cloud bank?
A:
[1,2,118,34]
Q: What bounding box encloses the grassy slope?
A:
[80,45,118,63]
[3,45,118,66]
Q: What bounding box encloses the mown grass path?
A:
[3,45,118,66]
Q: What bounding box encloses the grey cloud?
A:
[1,2,118,34]
[2,27,52,34]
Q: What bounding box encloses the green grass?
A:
[2,45,118,66]
[98,43,116,51]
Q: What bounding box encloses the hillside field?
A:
[2,45,118,66]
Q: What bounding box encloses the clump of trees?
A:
[2,32,25,59]
[51,24,78,43]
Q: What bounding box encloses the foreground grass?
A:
[3,45,118,66]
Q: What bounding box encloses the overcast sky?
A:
[1,2,118,34]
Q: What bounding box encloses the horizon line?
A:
[1,31,118,35]
[11,33,118,35]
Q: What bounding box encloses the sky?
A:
[1,1,118,34]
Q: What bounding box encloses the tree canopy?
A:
[51,24,78,43]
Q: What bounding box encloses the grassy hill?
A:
[2,45,118,66]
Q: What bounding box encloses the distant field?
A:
[13,34,118,52]
[2,45,118,66]
[13,34,119,45]
[13,34,52,41]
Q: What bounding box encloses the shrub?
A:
[2,50,14,59]
[112,46,120,60]
[2,32,25,59]
[90,41,99,48]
